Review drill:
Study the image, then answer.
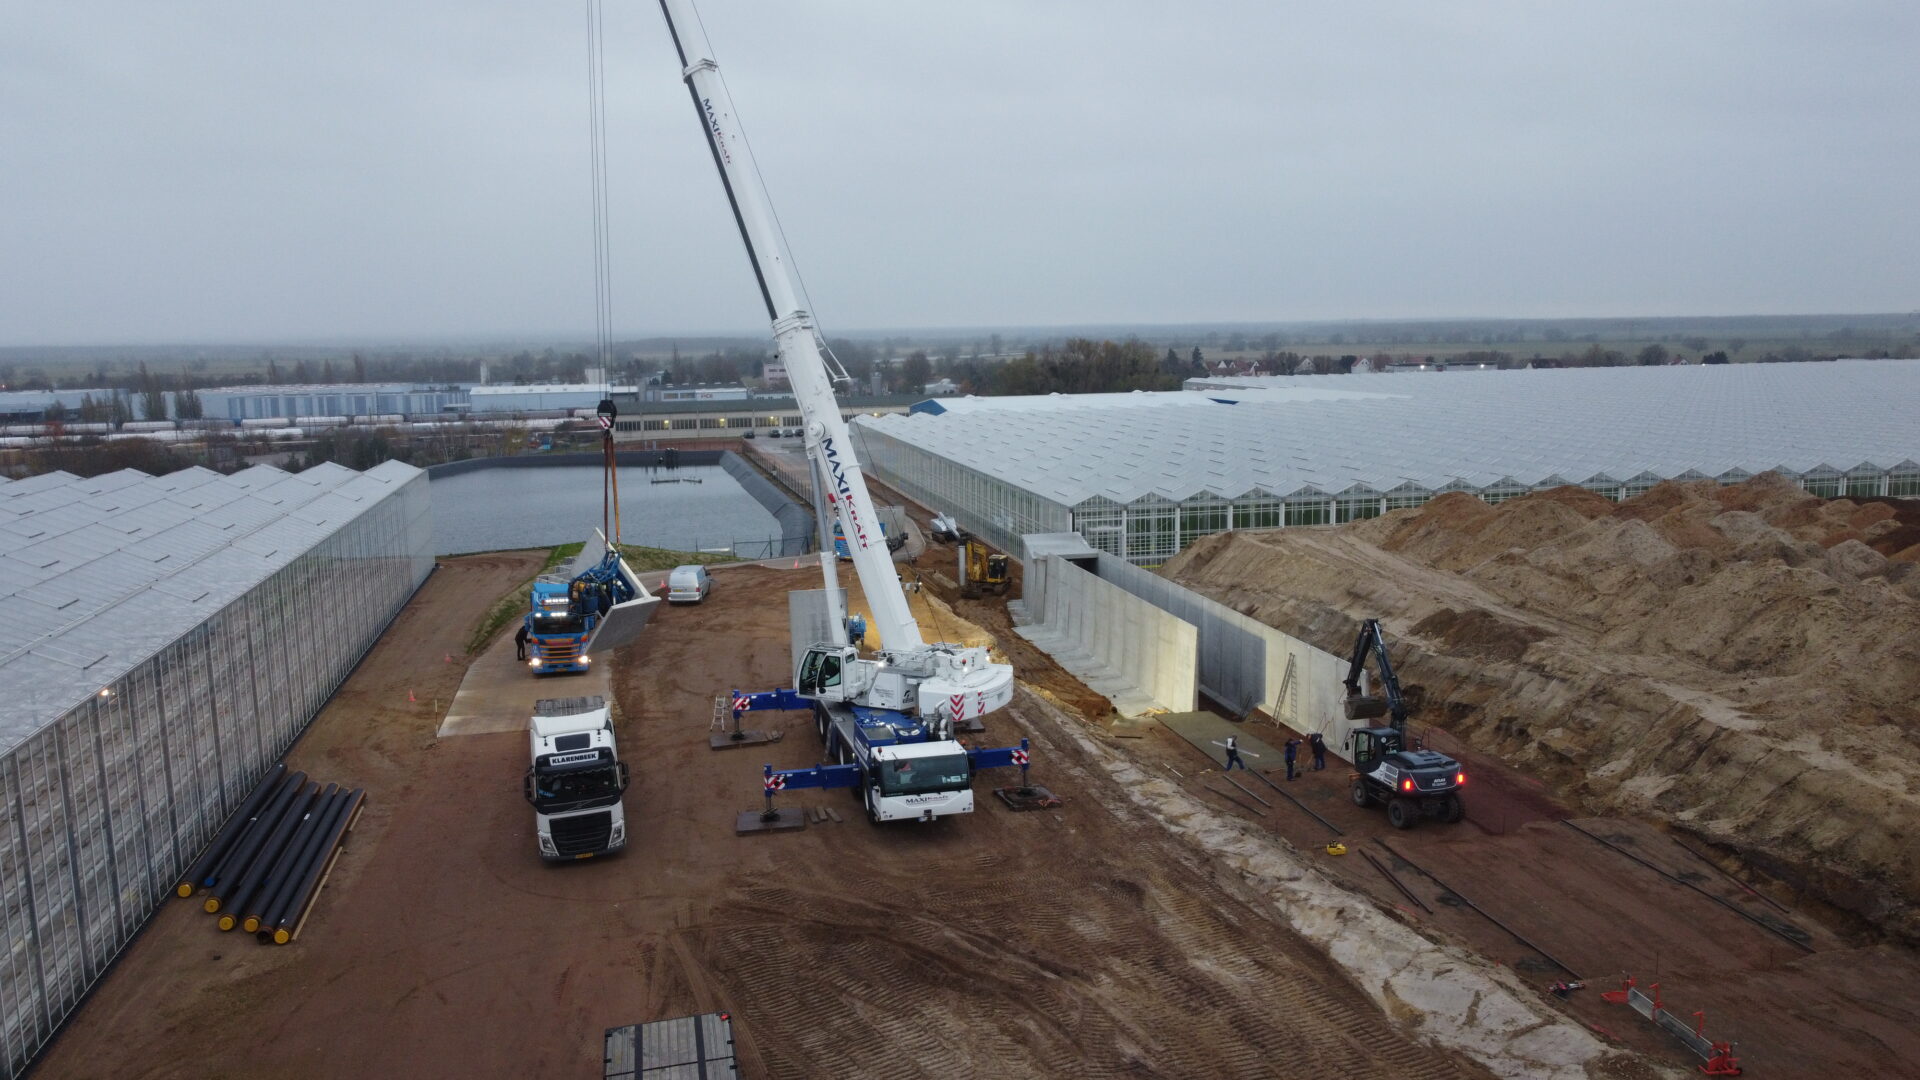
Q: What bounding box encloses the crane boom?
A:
[656,0,920,651]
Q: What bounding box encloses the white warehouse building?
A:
[855,360,1920,564]
[467,384,637,414]
[0,461,432,1075]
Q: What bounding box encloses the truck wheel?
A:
[1386,798,1417,830]
[815,710,828,742]
[1442,793,1465,823]
[1350,780,1372,807]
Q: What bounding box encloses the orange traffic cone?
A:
[408,690,417,703]
[791,558,800,569]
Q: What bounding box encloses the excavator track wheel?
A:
[1386,798,1417,830]
[1350,780,1373,808]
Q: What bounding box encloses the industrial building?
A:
[607,392,920,440]
[0,461,432,1075]
[467,384,637,414]
[858,360,1920,563]
[199,383,466,422]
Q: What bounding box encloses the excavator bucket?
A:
[1345,694,1390,720]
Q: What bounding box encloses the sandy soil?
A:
[34,555,1493,1080]
[1164,478,1920,941]
[1148,478,1920,1075]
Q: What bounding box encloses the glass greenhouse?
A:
[0,461,432,1076]
[857,361,1920,564]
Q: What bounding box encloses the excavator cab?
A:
[1348,727,1402,772]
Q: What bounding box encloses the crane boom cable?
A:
[584,0,622,543]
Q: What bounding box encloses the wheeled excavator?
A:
[1342,618,1466,828]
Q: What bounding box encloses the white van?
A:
[666,564,712,603]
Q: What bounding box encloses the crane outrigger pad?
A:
[708,729,782,751]
[994,785,1063,811]
[734,808,806,834]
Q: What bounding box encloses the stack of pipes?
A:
[172,764,367,945]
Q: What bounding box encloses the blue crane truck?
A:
[730,687,1032,824]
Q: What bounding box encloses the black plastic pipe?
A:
[256,789,349,935]
[267,788,365,945]
[202,771,307,913]
[202,768,299,894]
[240,783,337,933]
[217,781,319,931]
[176,764,287,898]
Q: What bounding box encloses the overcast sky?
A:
[2,2,1916,345]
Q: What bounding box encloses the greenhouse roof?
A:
[0,460,424,755]
[859,360,1920,507]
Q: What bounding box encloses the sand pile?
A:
[1164,475,1920,941]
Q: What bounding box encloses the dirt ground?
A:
[34,555,1499,1080]
[1147,479,1920,1076]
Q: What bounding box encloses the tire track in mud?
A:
[689,850,1471,1080]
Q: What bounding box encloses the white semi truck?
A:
[523,696,630,860]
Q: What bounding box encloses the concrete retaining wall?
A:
[1016,554,1197,717]
[1085,553,1359,760]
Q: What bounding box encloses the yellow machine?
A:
[959,540,1010,599]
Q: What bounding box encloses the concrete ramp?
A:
[1159,711,1283,769]
[439,627,613,737]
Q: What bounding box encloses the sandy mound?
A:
[1163,475,1920,941]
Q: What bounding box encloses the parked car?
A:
[666,564,713,603]
[742,428,755,439]
[768,429,782,438]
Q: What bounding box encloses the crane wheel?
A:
[1350,780,1373,808]
[1386,798,1417,830]
[1442,794,1465,823]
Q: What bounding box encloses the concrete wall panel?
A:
[1016,555,1196,715]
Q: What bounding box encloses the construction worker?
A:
[1284,738,1301,780]
[514,622,530,661]
[1309,731,1327,771]
[1212,736,1258,771]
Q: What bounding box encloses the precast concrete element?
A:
[1088,552,1360,758]
[788,587,848,674]
[1016,553,1197,717]
[1016,534,1361,758]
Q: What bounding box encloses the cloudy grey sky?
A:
[3,2,1916,345]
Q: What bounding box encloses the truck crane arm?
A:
[655,0,1012,726]
[656,0,916,651]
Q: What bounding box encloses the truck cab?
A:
[864,741,974,822]
[832,520,895,560]
[524,696,629,859]
[526,579,594,674]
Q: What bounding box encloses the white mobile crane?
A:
[656,0,1027,822]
